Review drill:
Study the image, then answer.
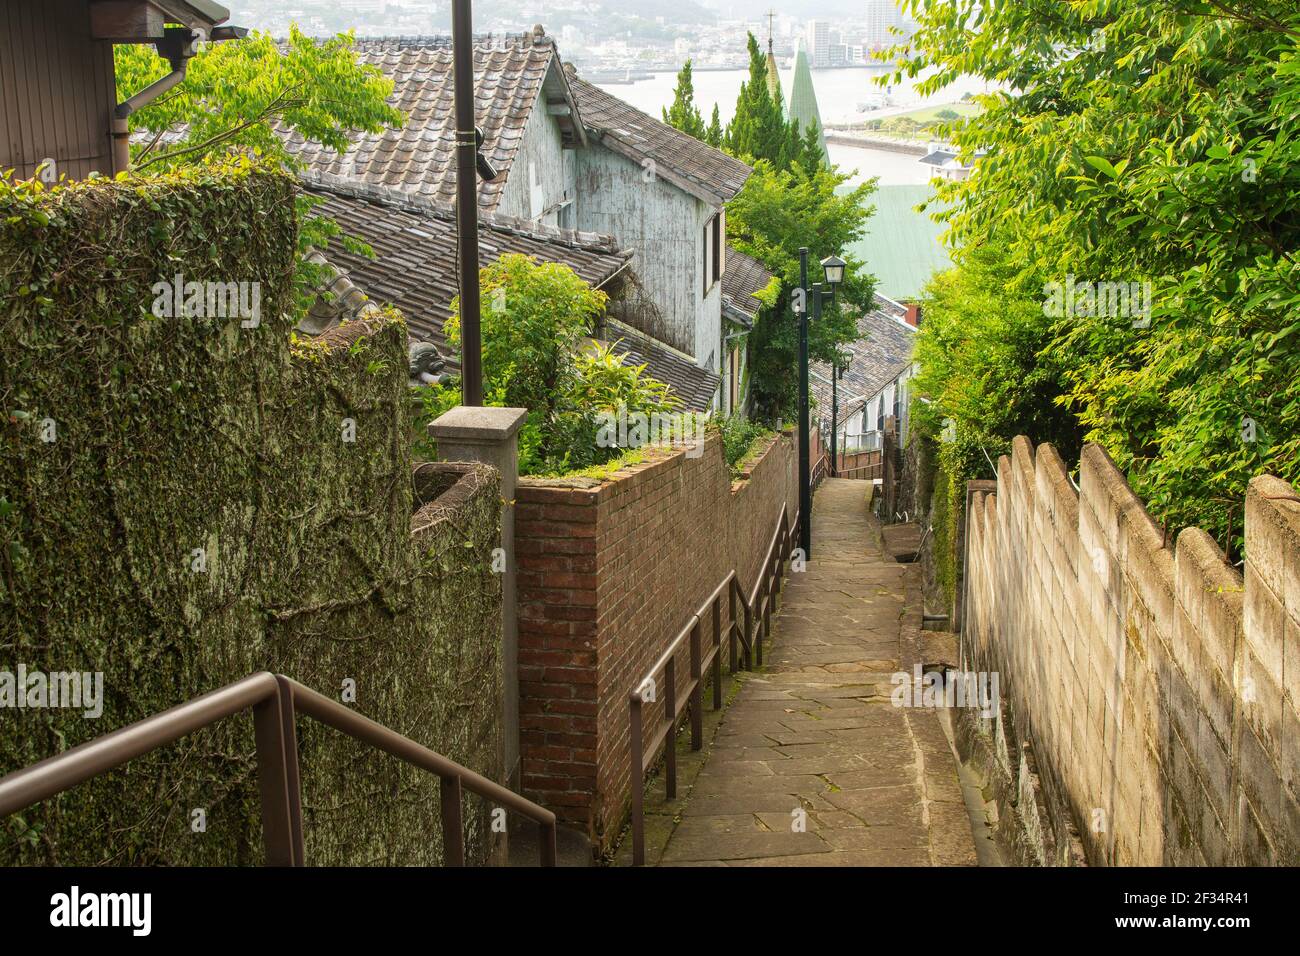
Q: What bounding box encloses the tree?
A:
[727,161,878,420]
[117,27,401,173]
[726,33,792,167]
[705,105,724,149]
[437,254,680,475]
[662,60,708,141]
[894,0,1300,555]
[116,28,404,313]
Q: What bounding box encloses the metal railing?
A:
[627,503,797,865]
[0,672,557,867]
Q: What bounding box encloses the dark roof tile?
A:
[303,174,632,367]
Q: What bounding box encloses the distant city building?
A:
[864,0,915,51]
[805,19,830,67]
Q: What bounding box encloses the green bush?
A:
[418,254,682,477]
[716,416,776,479]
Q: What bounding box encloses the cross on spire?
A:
[766,9,777,52]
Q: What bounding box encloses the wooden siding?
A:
[577,139,721,366]
[1,0,117,180]
[496,100,575,226]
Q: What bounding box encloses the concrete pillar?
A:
[429,406,528,791]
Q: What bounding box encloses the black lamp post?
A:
[795,248,846,559]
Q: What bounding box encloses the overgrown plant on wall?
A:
[0,159,504,865]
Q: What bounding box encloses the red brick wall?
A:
[515,431,798,846]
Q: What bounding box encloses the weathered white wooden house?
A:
[284,26,769,414]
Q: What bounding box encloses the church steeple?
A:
[764,9,782,105]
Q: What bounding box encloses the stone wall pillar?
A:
[430,406,528,790]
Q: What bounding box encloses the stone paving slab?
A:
[641,478,979,868]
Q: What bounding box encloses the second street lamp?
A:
[795,248,851,558]
[795,251,847,556]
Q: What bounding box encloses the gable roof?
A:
[567,72,752,206]
[598,320,720,413]
[721,247,776,326]
[302,173,632,366]
[282,30,584,212]
[810,295,916,423]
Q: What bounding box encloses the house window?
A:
[703,211,724,297]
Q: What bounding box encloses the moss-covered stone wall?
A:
[0,161,504,865]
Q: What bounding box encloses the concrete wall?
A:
[513,431,799,847]
[962,436,1300,865]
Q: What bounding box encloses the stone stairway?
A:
[618,478,982,866]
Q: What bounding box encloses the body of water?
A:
[595,65,989,187]
[594,64,974,299]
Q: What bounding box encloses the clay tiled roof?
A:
[303,174,632,366]
[282,30,583,211]
[567,73,752,206]
[810,295,916,420]
[599,321,720,413]
[721,247,776,326]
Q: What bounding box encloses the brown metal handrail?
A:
[0,672,557,867]
[627,503,798,865]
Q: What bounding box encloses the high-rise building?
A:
[805,20,831,68]
[864,0,914,51]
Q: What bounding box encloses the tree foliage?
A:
[116,28,403,313]
[663,60,708,141]
[727,161,878,421]
[895,0,1300,555]
[434,254,680,475]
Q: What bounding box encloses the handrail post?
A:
[274,676,305,866]
[728,580,738,674]
[440,775,465,866]
[252,683,302,867]
[540,818,558,867]
[664,658,677,800]
[629,695,645,866]
[712,593,722,710]
[688,620,703,751]
[743,597,753,670]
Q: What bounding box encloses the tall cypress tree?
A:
[662,59,707,141]
[705,104,723,148]
[725,33,788,165]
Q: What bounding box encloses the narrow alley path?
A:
[645,478,979,866]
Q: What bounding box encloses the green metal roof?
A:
[849,185,952,301]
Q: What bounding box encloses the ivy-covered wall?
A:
[0,161,504,865]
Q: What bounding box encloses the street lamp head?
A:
[820,254,846,289]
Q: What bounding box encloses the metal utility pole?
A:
[453,0,482,406]
[797,248,812,558]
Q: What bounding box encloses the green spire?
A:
[787,40,828,164]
